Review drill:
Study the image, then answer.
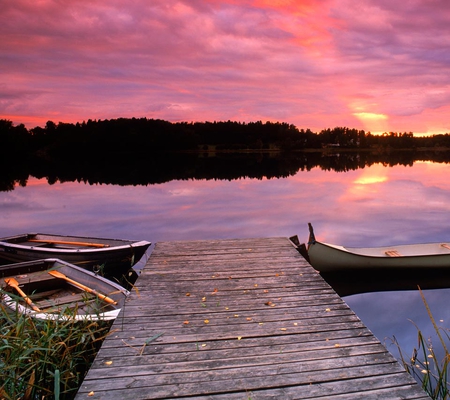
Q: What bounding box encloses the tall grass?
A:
[394,287,450,399]
[0,294,113,400]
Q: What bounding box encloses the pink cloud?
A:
[1,0,449,134]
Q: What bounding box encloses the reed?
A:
[0,293,113,400]
[394,287,450,399]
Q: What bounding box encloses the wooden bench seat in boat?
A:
[13,272,54,285]
[35,292,95,310]
[21,241,50,248]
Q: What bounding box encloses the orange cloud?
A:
[353,112,389,134]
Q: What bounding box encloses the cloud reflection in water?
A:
[1,161,450,366]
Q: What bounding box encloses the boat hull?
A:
[0,258,129,321]
[0,233,151,276]
[308,241,450,272]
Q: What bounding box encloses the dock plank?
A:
[75,237,428,399]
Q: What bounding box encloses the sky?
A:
[1,0,450,135]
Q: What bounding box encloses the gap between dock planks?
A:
[75,237,429,399]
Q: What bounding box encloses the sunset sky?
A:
[1,0,450,134]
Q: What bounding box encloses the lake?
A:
[1,157,450,365]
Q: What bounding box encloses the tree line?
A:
[2,118,450,160]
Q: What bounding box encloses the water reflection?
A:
[321,269,450,297]
[1,150,450,192]
[1,159,450,368]
[344,288,450,365]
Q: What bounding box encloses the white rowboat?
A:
[0,233,151,276]
[0,258,129,321]
[306,223,450,272]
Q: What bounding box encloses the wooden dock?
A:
[75,237,429,399]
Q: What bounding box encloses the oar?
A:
[48,270,117,305]
[29,239,109,248]
[4,277,41,312]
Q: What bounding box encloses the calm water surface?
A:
[1,160,450,360]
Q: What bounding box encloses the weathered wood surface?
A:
[76,237,428,399]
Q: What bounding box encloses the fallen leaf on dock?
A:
[185,292,191,296]
[204,319,210,324]
[88,392,95,396]
[104,361,113,365]
[183,320,189,325]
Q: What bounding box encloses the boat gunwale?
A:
[2,293,122,321]
[0,258,130,295]
[317,241,450,258]
[0,239,151,254]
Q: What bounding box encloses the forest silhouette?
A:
[1,118,450,191]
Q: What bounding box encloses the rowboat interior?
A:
[2,233,121,249]
[0,260,127,320]
[4,273,113,314]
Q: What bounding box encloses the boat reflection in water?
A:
[320,268,450,297]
